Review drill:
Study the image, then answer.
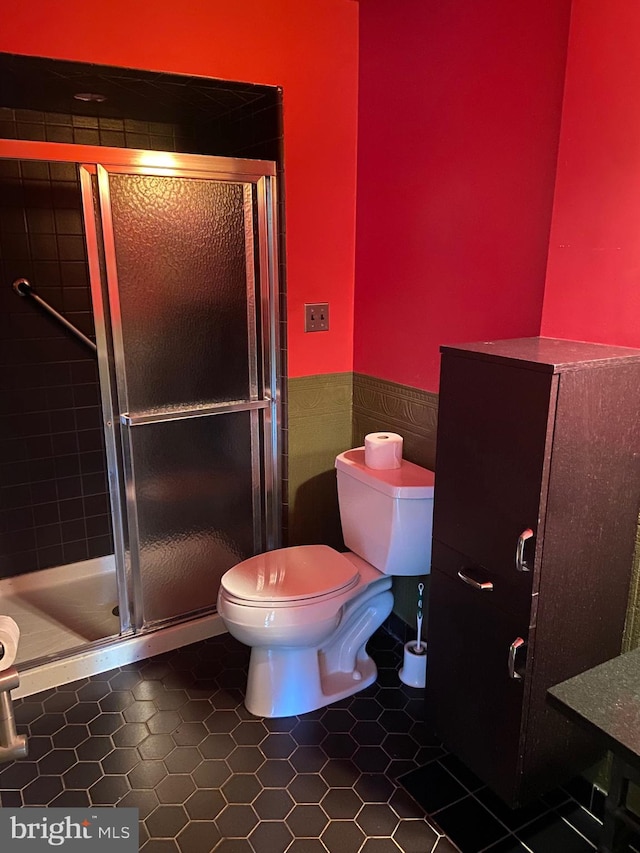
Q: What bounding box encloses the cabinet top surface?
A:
[548,648,640,770]
[440,337,640,372]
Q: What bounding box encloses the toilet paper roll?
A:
[0,616,20,671]
[364,432,403,469]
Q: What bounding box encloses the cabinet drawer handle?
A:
[457,569,493,591]
[508,637,526,680]
[515,528,534,573]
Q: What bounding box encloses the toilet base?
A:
[243,587,394,718]
[245,644,378,718]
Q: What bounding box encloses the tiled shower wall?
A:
[0,97,284,580]
[0,132,112,579]
[0,106,208,580]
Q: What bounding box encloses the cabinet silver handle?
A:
[457,569,494,591]
[508,637,525,680]
[515,528,534,573]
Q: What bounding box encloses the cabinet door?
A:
[433,354,556,611]
[426,568,529,805]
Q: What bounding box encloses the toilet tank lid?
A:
[220,545,359,602]
[335,449,435,499]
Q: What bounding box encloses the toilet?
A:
[217,447,435,717]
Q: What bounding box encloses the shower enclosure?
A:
[0,139,280,690]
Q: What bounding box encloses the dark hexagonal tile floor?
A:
[0,629,611,852]
[0,630,449,852]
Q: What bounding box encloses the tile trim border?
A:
[352,372,438,470]
[287,372,353,419]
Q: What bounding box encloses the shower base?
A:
[0,556,224,699]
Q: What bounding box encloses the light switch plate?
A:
[304,302,329,332]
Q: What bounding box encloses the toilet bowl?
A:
[218,547,393,717]
[217,447,435,718]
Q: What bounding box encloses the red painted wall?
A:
[541,0,640,347]
[0,0,359,377]
[354,0,571,391]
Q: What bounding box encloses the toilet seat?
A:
[220,545,360,607]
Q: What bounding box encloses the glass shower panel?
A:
[0,141,278,653]
[107,173,255,414]
[128,412,256,625]
[88,156,278,631]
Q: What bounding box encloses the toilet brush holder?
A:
[399,640,427,688]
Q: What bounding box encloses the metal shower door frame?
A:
[0,139,281,638]
[85,153,281,632]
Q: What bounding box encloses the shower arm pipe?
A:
[12,278,97,354]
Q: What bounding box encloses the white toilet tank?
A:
[335,448,435,576]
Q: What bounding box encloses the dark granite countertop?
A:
[547,647,640,771]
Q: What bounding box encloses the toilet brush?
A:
[399,581,427,687]
[415,582,424,652]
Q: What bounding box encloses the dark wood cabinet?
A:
[426,337,640,807]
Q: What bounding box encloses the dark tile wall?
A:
[0,104,199,580]
[0,108,194,152]
[0,71,285,579]
[215,98,285,162]
[0,141,112,579]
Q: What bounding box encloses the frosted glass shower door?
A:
[90,159,279,628]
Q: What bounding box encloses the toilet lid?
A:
[221,545,360,602]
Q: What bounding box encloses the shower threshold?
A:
[0,556,225,699]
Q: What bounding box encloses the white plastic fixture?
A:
[335,447,435,576]
[217,447,436,717]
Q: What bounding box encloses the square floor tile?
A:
[399,760,467,813]
[516,812,596,853]
[432,795,510,853]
